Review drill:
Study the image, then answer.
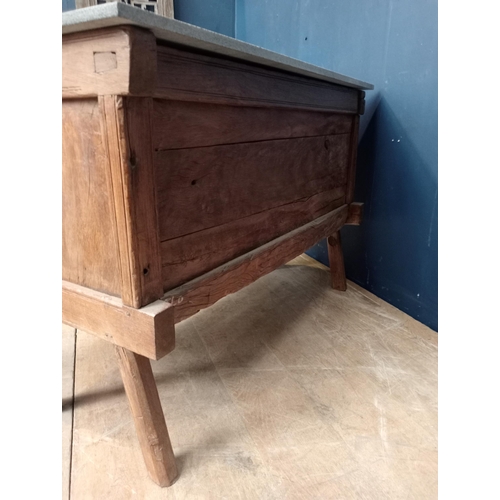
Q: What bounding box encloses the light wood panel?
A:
[100,96,163,308]
[62,98,122,297]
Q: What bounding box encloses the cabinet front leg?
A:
[115,346,178,487]
[327,231,347,291]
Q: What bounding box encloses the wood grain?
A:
[152,99,353,150]
[164,206,348,323]
[161,189,345,290]
[115,347,178,486]
[156,44,360,112]
[156,134,350,242]
[100,96,163,308]
[327,232,347,291]
[62,280,175,360]
[100,95,140,307]
[62,99,122,297]
[346,202,364,225]
[63,27,156,98]
[123,97,164,305]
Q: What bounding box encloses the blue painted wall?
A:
[62,0,75,11]
[235,0,438,331]
[174,0,234,37]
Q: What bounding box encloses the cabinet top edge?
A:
[62,2,374,91]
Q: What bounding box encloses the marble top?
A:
[62,2,373,91]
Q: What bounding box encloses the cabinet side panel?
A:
[62,98,121,296]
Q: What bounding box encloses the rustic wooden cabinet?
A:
[62,3,372,486]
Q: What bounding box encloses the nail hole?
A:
[143,267,149,276]
[305,37,308,40]
[324,140,330,150]
[191,179,197,185]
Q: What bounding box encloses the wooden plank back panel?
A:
[156,134,351,242]
[155,44,360,113]
[164,205,349,323]
[160,188,345,289]
[62,98,122,297]
[152,100,353,150]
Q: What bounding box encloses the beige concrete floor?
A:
[62,255,437,499]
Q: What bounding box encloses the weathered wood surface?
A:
[152,100,353,150]
[346,202,364,225]
[62,27,156,98]
[62,98,122,297]
[62,280,175,360]
[115,347,178,486]
[156,131,350,289]
[164,206,348,323]
[100,96,163,308]
[327,232,347,291]
[156,44,360,113]
[156,134,350,242]
[161,190,345,290]
[122,97,164,305]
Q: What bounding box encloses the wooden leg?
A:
[327,231,347,291]
[115,346,178,487]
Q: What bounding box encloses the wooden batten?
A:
[164,206,349,323]
[62,281,175,360]
[62,26,157,98]
[346,202,364,225]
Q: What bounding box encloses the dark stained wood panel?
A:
[62,99,122,297]
[155,44,360,113]
[164,205,349,323]
[152,100,353,150]
[155,134,351,242]
[161,188,345,290]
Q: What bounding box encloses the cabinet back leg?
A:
[115,346,178,487]
[327,231,347,291]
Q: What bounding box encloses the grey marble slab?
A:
[62,2,373,91]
